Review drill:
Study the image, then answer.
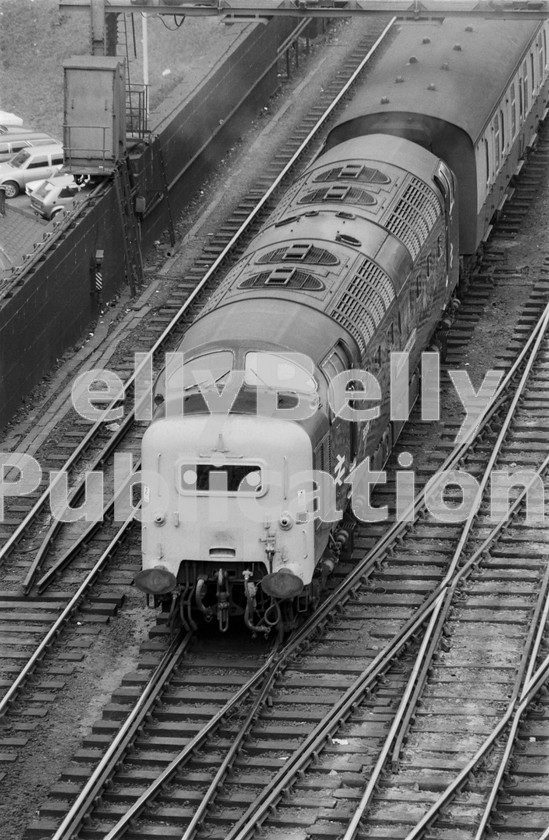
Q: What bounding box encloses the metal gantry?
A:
[60,0,549,26]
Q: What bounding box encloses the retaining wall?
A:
[0,16,303,431]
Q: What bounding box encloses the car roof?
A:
[16,143,63,155]
[0,125,35,135]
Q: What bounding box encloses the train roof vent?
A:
[267,267,298,286]
[385,176,440,260]
[315,165,390,184]
[331,258,395,357]
[299,185,376,206]
[239,270,325,291]
[257,243,339,266]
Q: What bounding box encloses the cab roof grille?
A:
[239,269,325,291]
[314,164,390,184]
[257,243,338,266]
[299,185,376,206]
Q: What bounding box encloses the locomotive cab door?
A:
[433,161,456,282]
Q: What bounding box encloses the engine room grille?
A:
[256,244,339,266]
[314,165,391,184]
[299,186,376,206]
[385,176,440,259]
[331,258,395,356]
[239,269,325,291]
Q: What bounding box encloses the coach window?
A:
[500,109,505,155]
[531,52,536,93]
[484,138,491,187]
[538,41,544,86]
[523,60,529,113]
[511,83,517,138]
[493,114,500,171]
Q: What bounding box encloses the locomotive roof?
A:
[333,18,543,143]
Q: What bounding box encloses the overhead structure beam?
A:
[59,0,549,19]
[90,0,106,53]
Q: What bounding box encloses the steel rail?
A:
[30,142,549,840]
[34,457,143,593]
[150,17,314,202]
[0,514,136,719]
[73,306,549,840]
[341,553,549,839]
[224,602,439,840]
[300,300,549,640]
[0,477,143,720]
[21,406,139,592]
[386,300,549,772]
[0,16,396,578]
[403,652,549,840]
[216,303,549,840]
[225,444,549,840]
[393,330,549,840]
[387,441,549,772]
[49,630,194,840]
[179,651,283,840]
[340,593,445,840]
[100,647,282,840]
[101,581,438,840]
[472,562,549,840]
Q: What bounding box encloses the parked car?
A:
[0,144,64,197]
[28,173,91,220]
[0,111,23,127]
[0,130,60,163]
[25,170,75,197]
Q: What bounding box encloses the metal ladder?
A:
[114,158,144,295]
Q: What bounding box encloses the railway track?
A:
[0,10,395,809]
[22,256,549,839]
[4,18,549,840]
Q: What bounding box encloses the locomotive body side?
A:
[326,19,549,255]
[138,136,458,633]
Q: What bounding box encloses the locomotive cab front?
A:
[137,349,333,634]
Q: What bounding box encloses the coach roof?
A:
[333,18,542,144]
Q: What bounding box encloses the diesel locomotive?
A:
[135,18,549,634]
